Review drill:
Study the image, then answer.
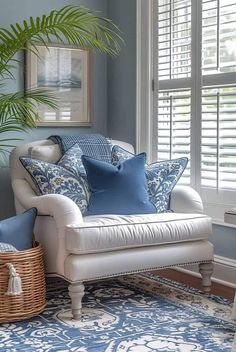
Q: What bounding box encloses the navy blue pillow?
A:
[82,153,157,216]
[0,208,37,251]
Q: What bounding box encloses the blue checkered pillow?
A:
[111,145,188,213]
[0,242,18,252]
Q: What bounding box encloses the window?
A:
[153,0,236,221]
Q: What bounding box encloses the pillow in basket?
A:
[0,242,18,252]
[20,157,90,214]
[111,145,188,213]
[0,208,37,251]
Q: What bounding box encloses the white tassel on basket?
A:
[5,263,23,296]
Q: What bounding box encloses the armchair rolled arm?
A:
[12,179,83,228]
[12,178,84,277]
[170,186,203,214]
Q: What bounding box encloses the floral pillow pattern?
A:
[20,157,90,214]
[57,143,86,178]
[111,145,188,213]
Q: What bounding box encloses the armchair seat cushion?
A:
[66,213,212,254]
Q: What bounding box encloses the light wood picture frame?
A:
[26,44,92,127]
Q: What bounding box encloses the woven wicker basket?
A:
[0,242,47,323]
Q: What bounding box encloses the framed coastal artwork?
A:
[26,44,91,126]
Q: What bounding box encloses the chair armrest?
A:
[12,179,83,228]
[12,179,84,277]
[170,186,203,214]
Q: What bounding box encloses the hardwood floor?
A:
[156,269,235,301]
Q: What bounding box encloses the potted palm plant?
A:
[0,5,122,153]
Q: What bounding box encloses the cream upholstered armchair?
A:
[10,139,214,319]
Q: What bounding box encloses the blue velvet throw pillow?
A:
[0,208,37,251]
[111,145,188,213]
[82,153,157,216]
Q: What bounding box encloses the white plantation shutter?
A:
[157,90,191,185]
[202,0,236,74]
[157,0,191,80]
[154,0,236,217]
[201,87,236,191]
[201,0,236,197]
[156,0,192,186]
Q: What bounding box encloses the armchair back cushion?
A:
[29,144,61,164]
[10,139,134,184]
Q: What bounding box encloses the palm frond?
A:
[0,5,123,76]
[0,61,16,79]
[0,115,28,154]
[0,89,58,128]
[0,5,123,153]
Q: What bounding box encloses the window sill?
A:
[212,219,236,230]
[203,201,236,227]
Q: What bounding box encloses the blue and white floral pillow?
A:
[57,143,86,178]
[111,145,188,213]
[20,157,90,214]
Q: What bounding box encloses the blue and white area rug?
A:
[0,273,235,352]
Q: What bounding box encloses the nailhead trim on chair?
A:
[47,259,213,283]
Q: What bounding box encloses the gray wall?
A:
[210,225,236,260]
[107,0,136,146]
[0,0,108,219]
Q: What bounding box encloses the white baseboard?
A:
[175,255,236,289]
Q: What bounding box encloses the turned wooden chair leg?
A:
[68,282,85,319]
[232,336,236,352]
[199,262,214,293]
[232,305,236,352]
[232,293,236,320]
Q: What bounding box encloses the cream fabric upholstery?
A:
[29,144,61,163]
[10,139,214,293]
[65,241,213,282]
[66,213,212,254]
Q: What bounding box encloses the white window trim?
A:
[136,0,236,225]
[136,0,153,160]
